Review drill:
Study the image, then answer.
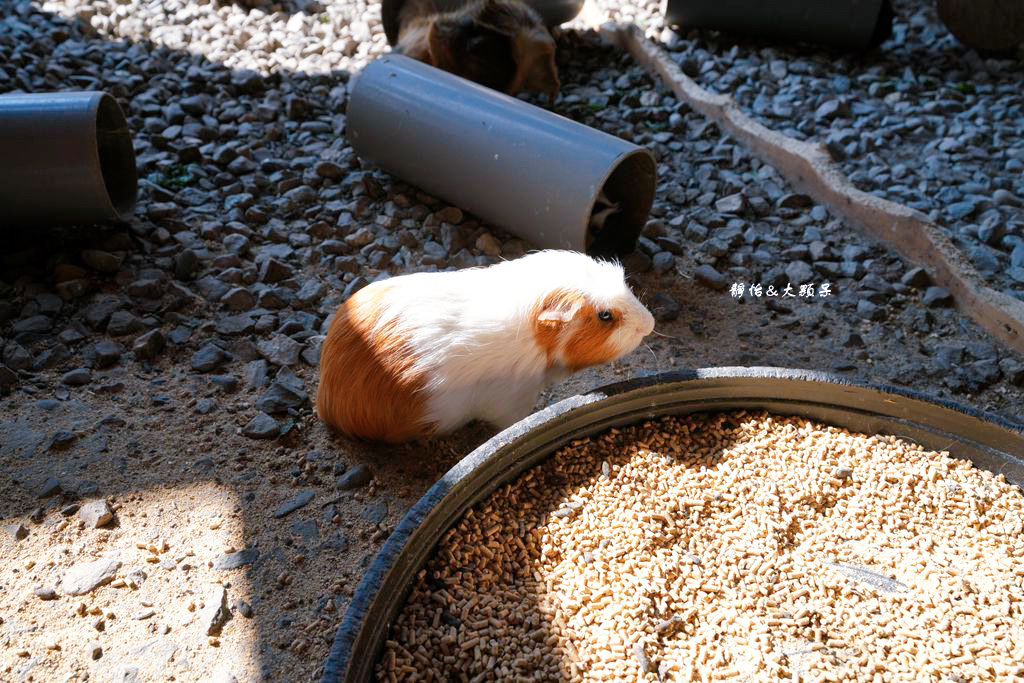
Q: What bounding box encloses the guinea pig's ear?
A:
[537,293,582,327]
[427,15,473,69]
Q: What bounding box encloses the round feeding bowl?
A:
[321,367,1024,682]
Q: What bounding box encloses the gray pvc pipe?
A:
[662,0,891,49]
[347,54,657,258]
[381,0,585,45]
[0,91,137,227]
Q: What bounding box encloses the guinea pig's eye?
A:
[597,310,614,323]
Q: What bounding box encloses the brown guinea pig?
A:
[394,0,560,104]
[316,250,655,442]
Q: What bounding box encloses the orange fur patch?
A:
[316,284,434,442]
[532,288,618,371]
[562,301,619,371]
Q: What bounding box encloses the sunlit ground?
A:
[1,483,259,682]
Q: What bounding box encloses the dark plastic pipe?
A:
[0,91,137,228]
[322,366,1024,683]
[662,0,893,49]
[347,54,657,258]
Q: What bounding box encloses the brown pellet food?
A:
[375,412,1024,682]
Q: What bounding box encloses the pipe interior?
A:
[96,94,138,219]
[585,149,656,259]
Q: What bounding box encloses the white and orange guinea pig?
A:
[316,250,655,443]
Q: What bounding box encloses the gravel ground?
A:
[1,0,1023,681]
[597,0,1024,299]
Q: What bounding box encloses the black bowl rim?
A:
[322,366,1024,682]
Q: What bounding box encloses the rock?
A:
[35,586,59,600]
[947,200,976,220]
[785,261,815,285]
[50,429,78,448]
[274,490,315,518]
[649,292,680,321]
[89,643,103,660]
[79,299,117,331]
[922,286,953,308]
[32,343,71,371]
[107,310,144,336]
[246,359,270,389]
[301,337,324,366]
[295,279,326,308]
[259,258,293,284]
[61,368,92,386]
[715,193,745,214]
[191,343,230,372]
[999,358,1024,386]
[3,341,31,371]
[81,250,123,273]
[132,330,165,360]
[13,314,52,335]
[342,276,370,301]
[651,252,676,274]
[227,156,258,174]
[257,287,292,310]
[242,412,279,439]
[857,300,884,320]
[777,193,814,209]
[338,464,372,490]
[345,227,376,248]
[693,264,729,291]
[255,368,308,414]
[315,160,345,179]
[814,99,851,121]
[993,189,1020,207]
[6,523,28,540]
[934,344,964,371]
[200,584,231,636]
[127,279,163,299]
[88,340,124,368]
[214,548,259,570]
[966,341,998,361]
[220,287,255,311]
[843,332,865,348]
[215,313,256,336]
[79,500,114,528]
[971,359,1001,387]
[61,558,121,595]
[475,233,502,257]
[257,334,302,367]
[977,220,1005,247]
[223,234,250,256]
[38,476,62,496]
[195,398,218,414]
[435,206,464,224]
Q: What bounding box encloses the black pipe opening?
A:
[95,93,138,220]
[586,149,657,259]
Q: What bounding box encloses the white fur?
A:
[366,250,654,434]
